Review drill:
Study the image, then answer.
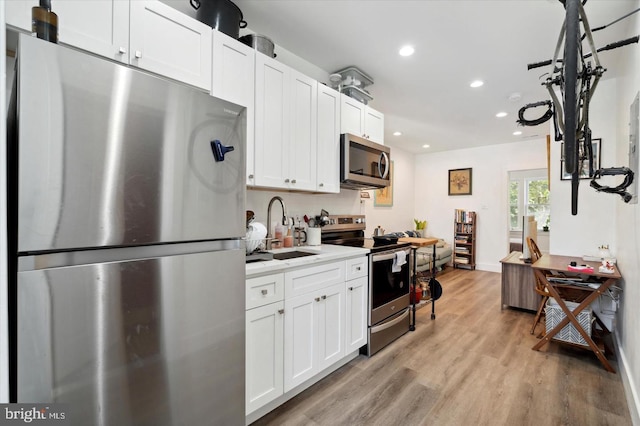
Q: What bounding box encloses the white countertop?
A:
[246,244,370,277]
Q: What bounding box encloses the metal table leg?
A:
[410,246,417,331]
[431,243,436,320]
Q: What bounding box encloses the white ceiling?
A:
[171,0,638,154]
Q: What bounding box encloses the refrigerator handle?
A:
[210,140,235,162]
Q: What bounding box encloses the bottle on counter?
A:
[284,224,293,248]
[32,0,58,43]
[273,223,284,249]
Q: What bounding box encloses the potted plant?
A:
[543,216,550,232]
[414,219,427,237]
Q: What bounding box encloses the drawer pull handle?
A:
[315,297,321,302]
[349,287,354,291]
[261,289,268,295]
[321,295,327,300]
[356,267,361,271]
[278,309,284,315]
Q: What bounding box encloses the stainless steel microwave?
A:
[340,133,391,189]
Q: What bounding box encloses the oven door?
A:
[369,247,411,325]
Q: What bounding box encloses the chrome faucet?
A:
[266,196,288,249]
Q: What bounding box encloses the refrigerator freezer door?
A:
[15,35,246,253]
[17,249,245,425]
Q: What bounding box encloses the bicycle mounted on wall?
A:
[520,0,638,215]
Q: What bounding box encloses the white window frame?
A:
[509,169,549,232]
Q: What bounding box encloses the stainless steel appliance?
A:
[340,134,391,189]
[321,215,411,356]
[7,35,246,425]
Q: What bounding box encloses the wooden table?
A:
[500,251,540,311]
[531,254,621,373]
[398,237,439,328]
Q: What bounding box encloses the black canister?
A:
[190,0,247,39]
[32,0,58,43]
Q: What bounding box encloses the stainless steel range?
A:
[322,215,412,356]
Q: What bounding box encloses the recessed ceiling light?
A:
[393,131,402,136]
[513,130,523,136]
[496,112,508,118]
[422,144,430,148]
[470,80,484,88]
[399,45,415,57]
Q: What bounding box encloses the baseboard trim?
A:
[614,331,640,426]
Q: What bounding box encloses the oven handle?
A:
[370,309,410,333]
[371,248,411,263]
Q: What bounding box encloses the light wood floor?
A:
[252,268,632,426]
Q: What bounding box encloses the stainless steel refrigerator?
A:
[7,35,246,425]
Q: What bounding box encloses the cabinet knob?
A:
[356,267,361,271]
[278,309,284,315]
[349,287,354,291]
[261,289,268,295]
[291,179,297,184]
[319,183,324,187]
[118,47,127,54]
[135,50,142,59]
[315,297,321,302]
[284,178,290,183]
[321,295,327,300]
[248,174,254,179]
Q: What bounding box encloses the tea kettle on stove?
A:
[373,226,385,237]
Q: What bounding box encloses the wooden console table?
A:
[500,251,541,311]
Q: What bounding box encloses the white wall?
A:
[414,139,548,272]
[549,78,618,257]
[613,1,640,423]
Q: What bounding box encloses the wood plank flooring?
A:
[251,268,632,426]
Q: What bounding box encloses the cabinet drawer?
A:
[246,274,284,309]
[346,257,368,281]
[285,261,345,298]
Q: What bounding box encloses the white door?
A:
[283,292,317,392]
[129,1,212,90]
[288,70,317,191]
[340,94,365,138]
[55,0,129,63]
[316,84,340,193]
[345,276,368,353]
[254,55,290,189]
[245,301,284,415]
[316,283,346,371]
[365,107,385,144]
[210,31,256,185]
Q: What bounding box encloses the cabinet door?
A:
[254,55,290,189]
[316,84,341,193]
[55,0,129,63]
[210,31,256,185]
[364,106,385,145]
[340,94,365,137]
[284,292,317,392]
[246,301,284,415]
[129,1,212,91]
[5,0,32,32]
[288,70,317,191]
[316,283,346,371]
[345,276,368,353]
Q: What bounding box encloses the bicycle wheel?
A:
[563,0,581,215]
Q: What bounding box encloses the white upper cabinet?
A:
[254,54,290,189]
[210,31,255,185]
[340,94,385,145]
[129,1,212,91]
[7,1,212,91]
[316,84,341,193]
[288,70,317,191]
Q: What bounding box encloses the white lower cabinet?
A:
[246,256,368,416]
[246,300,284,415]
[346,276,368,353]
[283,282,345,392]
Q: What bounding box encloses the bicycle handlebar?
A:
[527,36,638,70]
[527,59,553,70]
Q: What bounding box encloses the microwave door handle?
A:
[379,152,390,179]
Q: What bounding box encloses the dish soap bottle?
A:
[32,0,58,43]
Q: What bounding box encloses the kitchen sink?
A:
[272,251,318,260]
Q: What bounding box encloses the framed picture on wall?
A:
[560,138,602,180]
[374,161,394,207]
[448,168,472,195]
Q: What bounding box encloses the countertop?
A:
[246,244,370,278]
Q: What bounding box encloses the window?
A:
[509,169,550,231]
